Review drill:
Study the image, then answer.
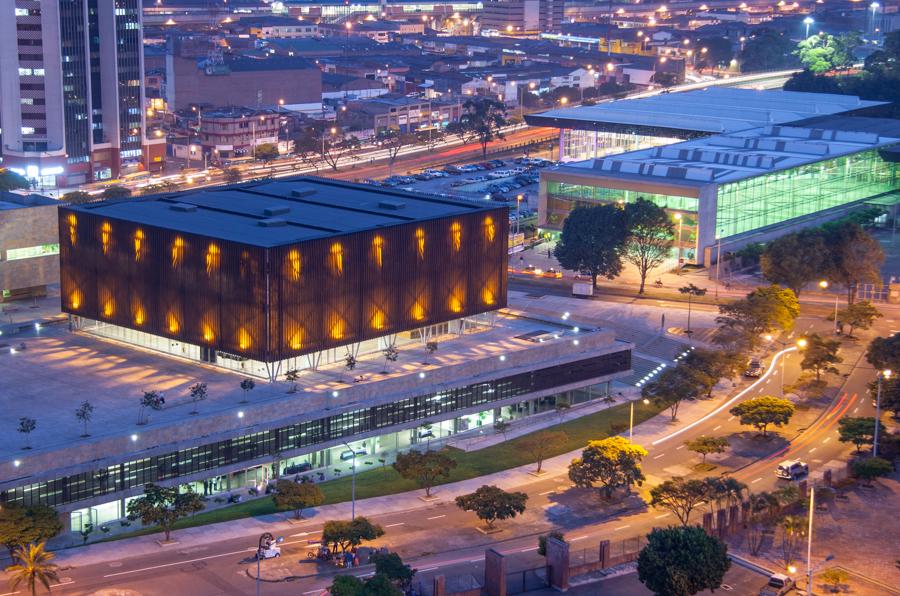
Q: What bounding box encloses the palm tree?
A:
[6,542,60,595]
[720,477,747,510]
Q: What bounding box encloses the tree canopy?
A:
[684,435,730,464]
[622,199,674,294]
[0,504,63,558]
[715,285,799,350]
[649,477,710,526]
[637,526,731,596]
[739,29,798,72]
[519,430,569,474]
[272,479,325,519]
[800,333,843,381]
[821,222,884,304]
[852,457,893,485]
[125,484,204,542]
[568,436,648,499]
[392,450,457,498]
[553,204,629,289]
[730,396,795,437]
[0,169,30,192]
[642,365,707,420]
[454,485,528,530]
[322,517,385,553]
[451,98,508,157]
[866,334,900,371]
[759,229,827,297]
[837,417,876,453]
[795,33,859,73]
[837,301,882,337]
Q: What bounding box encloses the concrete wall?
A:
[0,203,60,299]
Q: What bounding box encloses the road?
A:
[36,304,878,596]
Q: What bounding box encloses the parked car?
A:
[443,165,461,174]
[775,460,809,480]
[759,573,794,596]
[744,359,763,377]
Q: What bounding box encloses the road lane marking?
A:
[571,535,588,541]
[102,548,256,577]
[854,407,859,414]
[809,447,817,453]
[713,425,722,431]
[385,523,405,528]
[654,513,670,519]
[427,515,446,520]
[520,547,538,552]
[420,567,439,572]
[751,478,762,484]
[653,453,666,459]
[823,437,831,444]
[291,531,312,537]
[675,445,685,450]
[539,490,554,495]
[614,525,631,531]
[728,416,735,422]
[652,347,796,446]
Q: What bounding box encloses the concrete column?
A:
[702,512,714,536]
[484,548,507,596]
[433,574,446,596]
[545,537,570,591]
[823,469,832,488]
[598,540,610,569]
[716,509,727,538]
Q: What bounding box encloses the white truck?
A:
[572,282,594,298]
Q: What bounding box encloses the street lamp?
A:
[560,96,568,106]
[874,369,891,457]
[674,213,683,270]
[515,194,523,235]
[804,16,814,38]
[819,280,839,334]
[342,441,358,520]
[629,398,651,442]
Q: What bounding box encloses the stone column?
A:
[545,537,570,592]
[484,548,507,596]
[598,540,610,569]
[433,575,446,596]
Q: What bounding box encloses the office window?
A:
[6,244,60,261]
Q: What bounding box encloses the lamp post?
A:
[630,398,650,442]
[674,213,683,271]
[516,194,523,235]
[342,441,357,520]
[874,369,891,457]
[870,2,880,39]
[819,280,839,335]
[807,482,815,596]
[804,16,814,38]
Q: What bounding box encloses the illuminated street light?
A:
[796,338,808,349]
[803,16,814,37]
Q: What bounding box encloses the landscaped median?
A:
[100,399,666,541]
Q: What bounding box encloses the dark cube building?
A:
[59,178,508,371]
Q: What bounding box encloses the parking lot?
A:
[364,156,557,224]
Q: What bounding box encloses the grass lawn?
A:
[100,399,664,540]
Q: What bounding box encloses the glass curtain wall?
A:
[716,149,898,238]
[561,130,680,162]
[544,180,698,260]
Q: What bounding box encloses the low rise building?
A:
[0,193,59,302]
[198,108,281,160]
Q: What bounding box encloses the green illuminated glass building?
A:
[539,117,900,265]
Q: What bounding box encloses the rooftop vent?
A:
[258,218,287,227]
[379,200,407,210]
[291,188,317,198]
[170,203,197,212]
[263,206,290,216]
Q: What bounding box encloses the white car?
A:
[775,460,809,480]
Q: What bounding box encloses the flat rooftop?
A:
[0,192,57,211]
[66,177,500,247]
[554,120,900,186]
[0,312,622,476]
[525,88,887,135]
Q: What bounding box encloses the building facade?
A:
[481,0,565,33]
[0,192,59,302]
[199,108,281,160]
[0,0,164,188]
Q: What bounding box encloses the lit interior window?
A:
[171,237,184,268]
[133,229,145,262]
[288,249,301,281]
[67,214,78,246]
[372,235,383,268]
[238,327,252,350]
[484,216,496,242]
[330,242,343,275]
[415,228,425,260]
[167,311,180,334]
[101,222,111,255]
[450,221,462,252]
[205,243,220,275]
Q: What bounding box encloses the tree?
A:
[322,133,361,171]
[568,436,648,499]
[188,382,207,415]
[704,476,747,514]
[837,300,881,338]
[696,37,734,70]
[239,378,255,403]
[17,417,36,450]
[649,477,710,526]
[795,33,860,73]
[137,390,164,425]
[381,344,399,373]
[455,98,508,157]
[0,505,63,559]
[637,526,730,596]
[760,229,827,297]
[344,353,357,378]
[730,396,795,437]
[285,369,300,393]
[61,190,94,204]
[780,515,807,567]
[642,365,705,421]
[125,483,204,542]
[554,204,629,289]
[821,222,884,304]
[254,143,279,164]
[272,479,325,519]
[6,542,60,596]
[100,185,132,200]
[867,334,900,372]
[537,530,566,556]
[622,199,674,294]
[424,341,438,364]
[0,168,30,192]
[223,167,242,184]
[746,491,780,556]
[455,485,527,530]
[716,285,799,350]
[821,568,850,593]
[838,417,876,453]
[739,29,798,72]
[330,575,365,596]
[292,127,324,171]
[682,349,743,398]
[392,450,457,498]
[678,284,707,335]
[875,377,900,418]
[377,126,417,176]
[321,517,385,554]
[852,456,893,485]
[75,400,94,437]
[519,430,569,474]
[370,551,416,592]
[684,435,729,464]
[800,333,842,382]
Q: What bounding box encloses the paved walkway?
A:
[50,383,745,569]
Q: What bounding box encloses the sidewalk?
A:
[50,383,746,569]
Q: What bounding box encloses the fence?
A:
[505,566,550,595]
